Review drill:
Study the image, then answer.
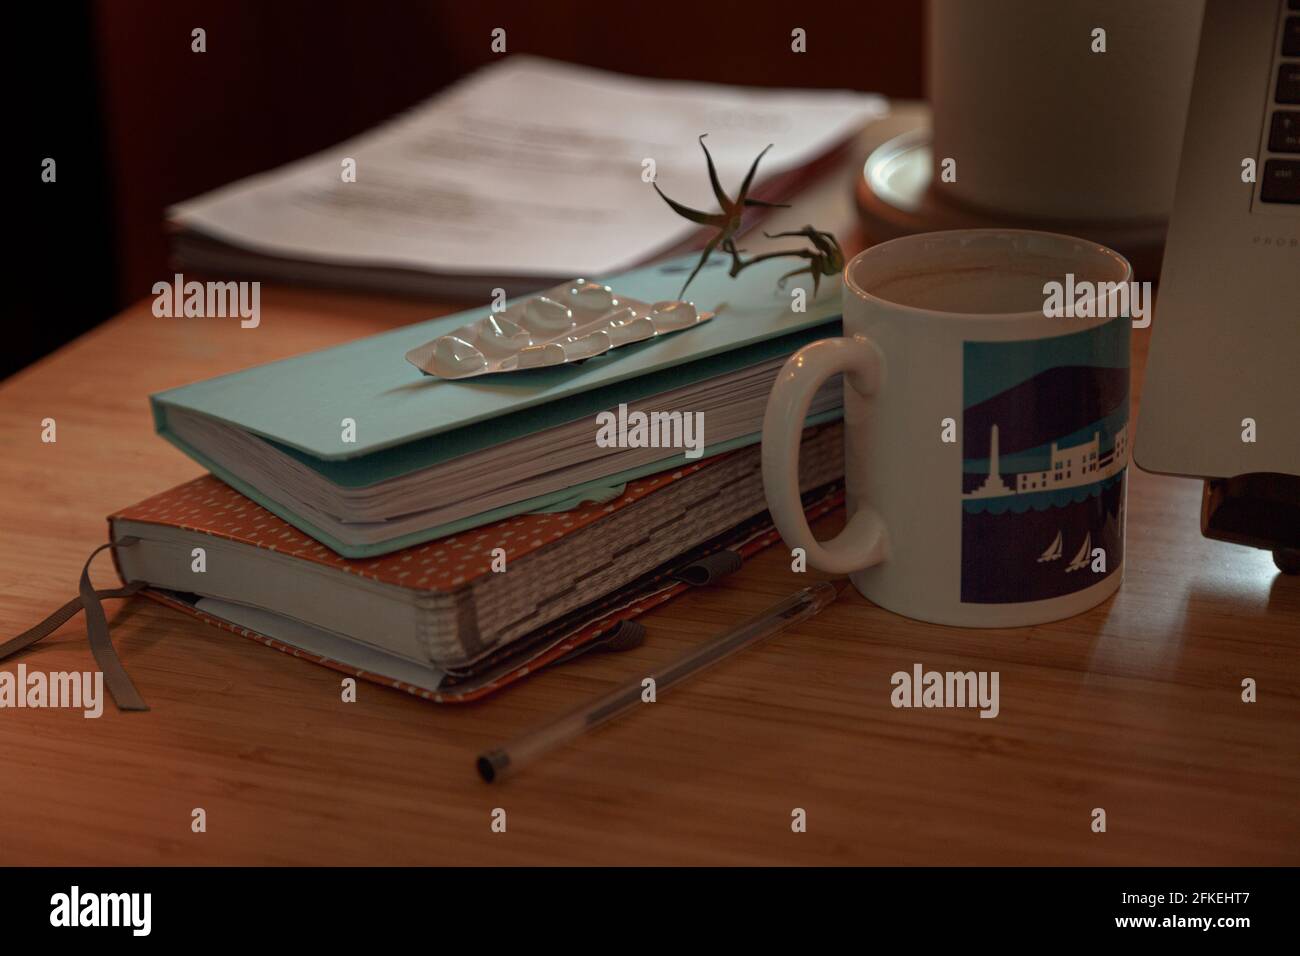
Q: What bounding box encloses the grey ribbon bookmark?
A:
[0,538,148,711]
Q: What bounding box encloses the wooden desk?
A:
[1,286,1296,865]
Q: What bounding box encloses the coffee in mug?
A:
[761,229,1132,626]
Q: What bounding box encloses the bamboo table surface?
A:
[1,283,1296,866]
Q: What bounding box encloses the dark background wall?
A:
[14,0,925,380]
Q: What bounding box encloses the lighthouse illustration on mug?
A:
[959,314,1130,603]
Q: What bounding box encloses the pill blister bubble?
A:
[475,314,533,357]
[649,300,700,331]
[523,296,576,334]
[432,336,487,376]
[516,343,567,369]
[563,330,612,361]
[568,282,616,313]
[606,312,656,346]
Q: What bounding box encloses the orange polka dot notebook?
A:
[108,425,843,702]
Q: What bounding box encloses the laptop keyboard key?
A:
[1281,64,1300,105]
[1270,111,1300,152]
[1260,159,1300,203]
[1286,17,1300,56]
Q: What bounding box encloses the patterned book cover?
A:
[107,451,843,703]
[109,462,717,594]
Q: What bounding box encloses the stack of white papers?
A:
[170,56,886,294]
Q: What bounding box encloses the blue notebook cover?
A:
[151,253,844,554]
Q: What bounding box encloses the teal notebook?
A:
[151,254,843,555]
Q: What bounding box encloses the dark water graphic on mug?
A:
[961,317,1129,605]
[962,474,1126,603]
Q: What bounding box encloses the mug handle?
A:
[761,336,888,575]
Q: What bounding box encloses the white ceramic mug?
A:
[761,229,1133,626]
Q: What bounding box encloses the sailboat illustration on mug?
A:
[1037,530,1063,563]
[1064,532,1092,573]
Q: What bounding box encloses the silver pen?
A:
[478,580,840,783]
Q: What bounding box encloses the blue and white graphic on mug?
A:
[961,316,1129,604]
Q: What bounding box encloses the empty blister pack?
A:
[404,280,714,379]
